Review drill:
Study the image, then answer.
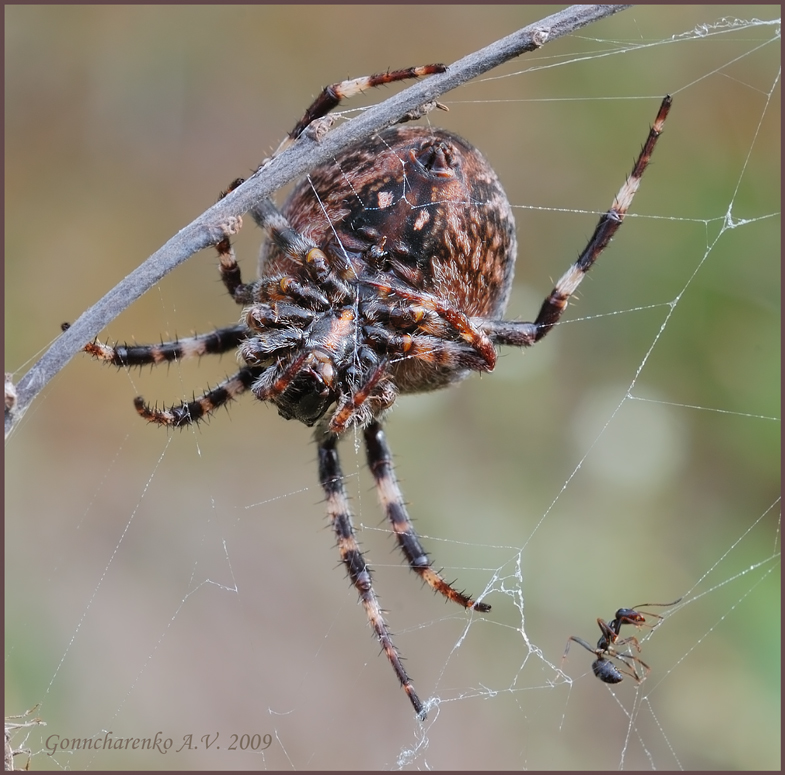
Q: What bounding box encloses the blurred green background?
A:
[5,6,779,770]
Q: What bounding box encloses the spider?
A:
[564,599,682,684]
[78,63,672,718]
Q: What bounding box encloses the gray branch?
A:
[5,4,630,438]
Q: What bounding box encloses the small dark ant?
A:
[563,598,682,684]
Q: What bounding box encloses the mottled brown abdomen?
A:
[262,126,517,318]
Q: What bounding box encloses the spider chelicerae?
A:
[80,64,671,719]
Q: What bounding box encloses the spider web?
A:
[5,7,780,771]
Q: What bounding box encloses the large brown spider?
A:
[81,65,671,718]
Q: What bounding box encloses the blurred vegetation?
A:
[5,6,779,771]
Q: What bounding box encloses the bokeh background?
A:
[5,6,780,770]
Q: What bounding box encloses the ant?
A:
[563,599,682,684]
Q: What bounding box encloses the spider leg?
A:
[252,198,320,260]
[215,224,257,306]
[84,326,247,367]
[133,366,262,427]
[251,198,354,302]
[364,279,497,370]
[277,64,446,155]
[481,96,672,349]
[317,427,425,719]
[209,177,260,304]
[363,420,491,612]
[328,360,392,436]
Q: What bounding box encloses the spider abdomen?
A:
[266,126,517,318]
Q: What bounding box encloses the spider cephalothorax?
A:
[80,64,671,718]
